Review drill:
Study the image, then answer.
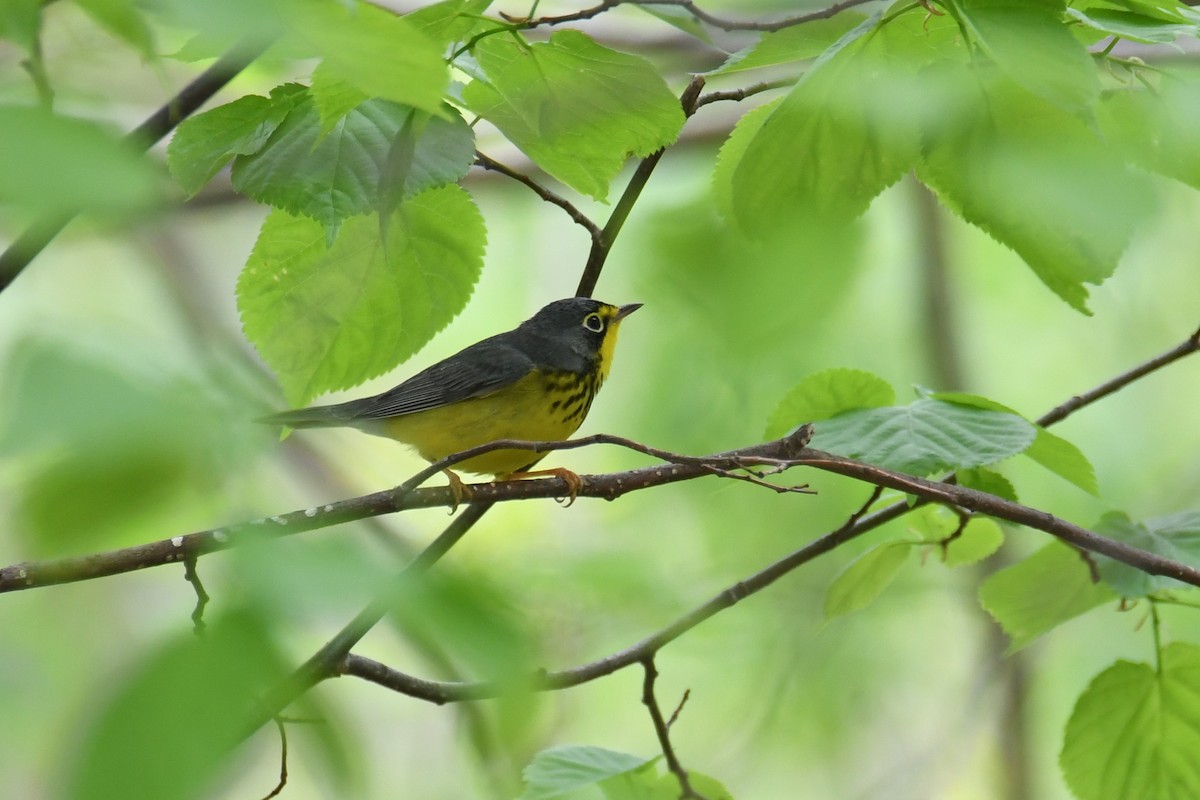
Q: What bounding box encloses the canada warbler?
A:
[259,297,641,499]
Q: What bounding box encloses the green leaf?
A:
[1093,511,1200,597]
[918,78,1155,312]
[765,368,894,438]
[238,187,485,405]
[287,1,448,115]
[309,61,369,133]
[65,611,288,800]
[1101,83,1200,191]
[945,518,1005,567]
[812,398,1037,476]
[167,84,306,196]
[405,0,493,45]
[957,466,1018,503]
[0,105,161,216]
[1067,7,1199,43]
[1061,643,1200,800]
[712,99,776,222]
[907,505,1002,565]
[600,762,672,800]
[677,772,734,800]
[0,0,40,52]
[0,339,253,554]
[232,93,474,235]
[519,746,654,800]
[941,0,1099,113]
[709,13,866,75]
[73,0,155,56]
[931,390,1097,494]
[980,542,1116,652]
[726,10,961,234]
[824,542,913,620]
[463,30,685,200]
[1025,428,1099,495]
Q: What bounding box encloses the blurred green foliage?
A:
[2,0,1200,799]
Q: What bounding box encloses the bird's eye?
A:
[583,313,605,332]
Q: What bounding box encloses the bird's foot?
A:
[503,467,584,507]
[443,468,472,513]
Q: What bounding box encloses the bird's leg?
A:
[500,467,584,507]
[443,468,472,513]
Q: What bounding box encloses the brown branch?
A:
[332,326,1200,706]
[182,557,210,635]
[343,471,1199,704]
[0,430,817,595]
[1036,325,1200,426]
[521,0,875,33]
[261,718,289,800]
[337,495,945,705]
[0,37,271,293]
[641,658,707,800]
[693,77,799,110]
[473,151,602,242]
[576,74,707,297]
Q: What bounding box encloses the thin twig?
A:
[339,497,924,705]
[667,689,692,728]
[641,658,707,800]
[244,501,497,736]
[474,151,602,242]
[182,557,210,635]
[11,415,1200,593]
[261,717,289,800]
[576,74,707,297]
[521,0,875,33]
[693,77,799,109]
[0,37,271,293]
[1036,325,1200,426]
[0,431,812,594]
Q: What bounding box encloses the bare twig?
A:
[0,37,271,292]
[694,77,799,109]
[10,415,1200,594]
[642,658,707,799]
[473,151,602,242]
[1036,325,1200,426]
[182,557,210,635]
[261,717,289,800]
[667,689,692,728]
[521,0,876,33]
[576,74,707,297]
[338,497,930,705]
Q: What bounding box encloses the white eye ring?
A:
[583,313,604,332]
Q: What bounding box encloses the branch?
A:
[473,151,602,242]
[1036,325,1200,426]
[261,718,288,800]
[182,557,210,635]
[10,411,1200,595]
[0,430,813,594]
[641,658,707,799]
[693,77,799,110]
[575,74,707,297]
[0,38,271,293]
[520,0,876,33]
[336,447,1200,705]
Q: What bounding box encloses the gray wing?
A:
[343,337,535,420]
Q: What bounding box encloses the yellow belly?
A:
[367,369,594,476]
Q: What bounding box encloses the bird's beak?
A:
[615,303,643,322]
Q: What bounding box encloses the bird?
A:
[258,297,642,506]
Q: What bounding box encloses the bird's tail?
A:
[256,403,358,429]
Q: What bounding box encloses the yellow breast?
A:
[373,369,597,476]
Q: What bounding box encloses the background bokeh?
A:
[2,3,1199,799]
